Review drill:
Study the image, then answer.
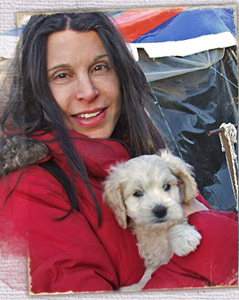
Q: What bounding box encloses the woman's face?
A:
[47,30,122,139]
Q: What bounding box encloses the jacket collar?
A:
[0,130,129,178]
[36,130,130,178]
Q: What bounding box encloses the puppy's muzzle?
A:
[153,205,167,222]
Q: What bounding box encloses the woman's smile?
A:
[47,30,122,139]
[71,107,107,127]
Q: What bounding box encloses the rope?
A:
[218,123,238,209]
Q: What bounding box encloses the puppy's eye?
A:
[133,190,144,197]
[163,184,171,191]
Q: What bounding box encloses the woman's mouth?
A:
[71,108,107,127]
[78,109,103,119]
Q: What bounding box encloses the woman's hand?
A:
[182,199,209,217]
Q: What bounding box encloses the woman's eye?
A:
[163,184,171,191]
[133,190,144,197]
[92,64,108,73]
[49,72,73,84]
[55,73,69,79]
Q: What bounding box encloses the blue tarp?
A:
[133,8,236,43]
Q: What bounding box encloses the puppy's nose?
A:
[153,205,167,218]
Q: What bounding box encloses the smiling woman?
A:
[0,11,237,295]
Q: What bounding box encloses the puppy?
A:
[103,150,202,292]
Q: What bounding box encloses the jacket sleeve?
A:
[143,209,238,290]
[2,166,119,294]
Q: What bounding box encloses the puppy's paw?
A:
[119,283,142,292]
[169,224,202,256]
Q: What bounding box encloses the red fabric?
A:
[0,130,238,294]
[112,8,184,43]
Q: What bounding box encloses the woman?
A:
[0,12,237,294]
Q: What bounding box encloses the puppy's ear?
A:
[102,165,128,229]
[160,150,197,204]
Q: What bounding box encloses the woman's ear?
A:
[160,150,197,204]
[102,164,128,229]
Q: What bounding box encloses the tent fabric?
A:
[132,8,236,42]
[112,8,184,43]
[131,31,236,59]
[137,48,226,82]
[141,47,238,212]
[113,7,237,58]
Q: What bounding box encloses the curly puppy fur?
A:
[103,150,202,291]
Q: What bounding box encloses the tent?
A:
[111,6,238,212]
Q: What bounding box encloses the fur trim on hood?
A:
[0,136,49,177]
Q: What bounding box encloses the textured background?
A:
[0,0,238,299]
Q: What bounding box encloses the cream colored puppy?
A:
[103,150,202,291]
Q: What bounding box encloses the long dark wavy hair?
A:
[0,12,165,224]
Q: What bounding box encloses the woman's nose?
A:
[75,75,99,102]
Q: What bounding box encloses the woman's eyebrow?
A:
[47,63,71,73]
[93,54,108,62]
[48,54,109,73]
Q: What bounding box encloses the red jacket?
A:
[0,130,237,294]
